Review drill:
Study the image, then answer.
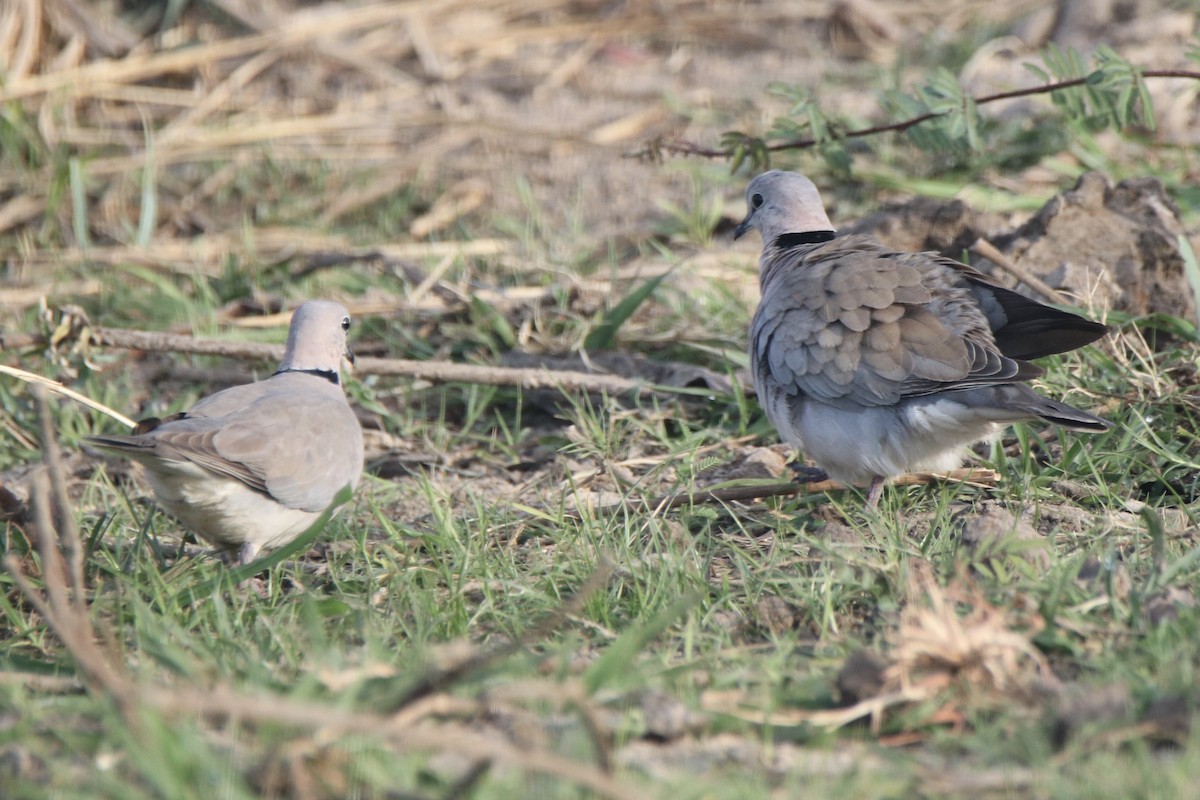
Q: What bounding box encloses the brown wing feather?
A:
[752,236,1040,408]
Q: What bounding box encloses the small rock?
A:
[956,504,1051,571]
[754,594,796,635]
[1050,683,1134,748]
[1142,695,1191,745]
[641,690,703,742]
[1145,586,1197,626]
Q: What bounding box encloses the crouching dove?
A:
[85,300,365,564]
[735,171,1109,506]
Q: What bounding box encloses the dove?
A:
[735,170,1109,506]
[85,300,365,564]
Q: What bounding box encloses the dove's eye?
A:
[751,193,764,208]
[341,316,351,331]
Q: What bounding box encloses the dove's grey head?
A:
[278,300,355,376]
[734,171,834,243]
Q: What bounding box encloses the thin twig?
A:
[969,238,1067,305]
[632,69,1200,160]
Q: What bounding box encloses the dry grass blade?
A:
[0,365,136,429]
[15,238,510,278]
[701,686,932,730]
[139,685,639,800]
[0,3,427,104]
[704,565,1056,736]
[3,388,130,703]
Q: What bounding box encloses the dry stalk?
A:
[701,685,931,731]
[140,685,638,800]
[0,3,428,104]
[884,568,1055,699]
[2,388,131,706]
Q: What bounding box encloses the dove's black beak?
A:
[734,214,753,240]
[345,346,356,367]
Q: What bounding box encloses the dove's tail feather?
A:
[977,282,1109,360]
[989,384,1110,432]
[992,316,1109,362]
[84,434,154,454]
[1030,399,1110,432]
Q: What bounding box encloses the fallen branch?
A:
[571,468,1000,518]
[632,69,1200,161]
[3,325,705,398]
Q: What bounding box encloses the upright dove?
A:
[86,300,365,563]
[736,171,1109,506]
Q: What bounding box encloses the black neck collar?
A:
[274,367,339,385]
[774,230,836,248]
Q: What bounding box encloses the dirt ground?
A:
[5,0,1198,272]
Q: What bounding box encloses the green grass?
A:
[6,325,1198,797]
[4,4,1200,798]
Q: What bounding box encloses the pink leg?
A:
[864,475,885,508]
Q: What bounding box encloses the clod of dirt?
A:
[993,171,1194,324]
[1142,694,1192,745]
[721,447,788,481]
[753,594,797,636]
[954,503,1051,572]
[840,196,1002,258]
[1049,682,1134,748]
[640,690,705,742]
[835,649,887,705]
[0,483,28,524]
[0,743,43,785]
[1144,586,1197,626]
[1075,554,1131,603]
